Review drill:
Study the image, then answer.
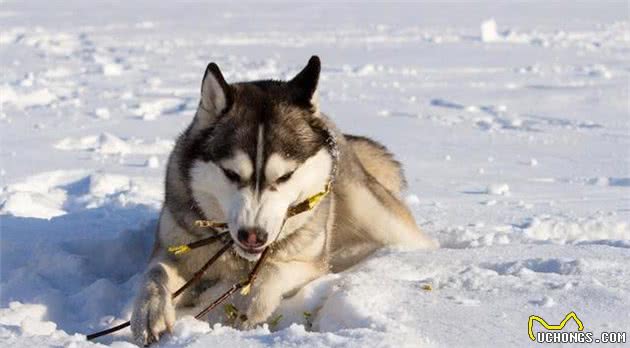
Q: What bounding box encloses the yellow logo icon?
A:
[528,311,584,341]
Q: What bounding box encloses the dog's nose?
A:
[237,227,267,248]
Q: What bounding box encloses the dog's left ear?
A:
[200,62,233,117]
[289,56,321,111]
[192,62,233,132]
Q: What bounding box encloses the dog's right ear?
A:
[200,63,233,117]
[289,56,321,111]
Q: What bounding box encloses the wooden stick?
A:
[86,240,233,341]
[173,240,233,298]
[195,247,269,320]
[168,232,229,255]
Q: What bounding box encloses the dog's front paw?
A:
[241,290,280,330]
[130,281,175,346]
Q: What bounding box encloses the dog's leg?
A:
[345,180,438,249]
[182,279,235,324]
[242,260,325,328]
[130,255,186,346]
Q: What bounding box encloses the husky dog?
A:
[130,56,437,345]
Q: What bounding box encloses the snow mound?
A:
[0,302,84,346]
[55,133,174,155]
[523,216,630,243]
[480,19,500,42]
[1,170,163,219]
[131,99,189,120]
[145,156,160,169]
[0,190,67,219]
[0,84,57,109]
[485,183,510,195]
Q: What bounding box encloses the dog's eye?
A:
[222,168,241,183]
[275,171,294,184]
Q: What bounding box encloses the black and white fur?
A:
[130,56,437,345]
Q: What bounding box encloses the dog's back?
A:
[346,135,406,196]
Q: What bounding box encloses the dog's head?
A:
[185,56,334,260]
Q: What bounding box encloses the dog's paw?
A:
[242,290,280,330]
[130,281,175,346]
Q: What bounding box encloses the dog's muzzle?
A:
[236,227,267,254]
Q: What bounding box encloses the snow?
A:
[101,63,124,77]
[480,19,500,43]
[485,183,510,195]
[1,1,629,347]
[54,133,174,155]
[0,85,57,109]
[145,156,160,169]
[94,108,111,120]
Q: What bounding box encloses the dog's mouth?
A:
[233,243,265,261]
[235,243,265,255]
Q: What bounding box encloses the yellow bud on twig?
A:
[240,282,251,295]
[168,245,191,255]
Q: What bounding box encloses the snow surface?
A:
[1,1,629,347]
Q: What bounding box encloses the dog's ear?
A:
[200,62,233,117]
[289,56,321,110]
